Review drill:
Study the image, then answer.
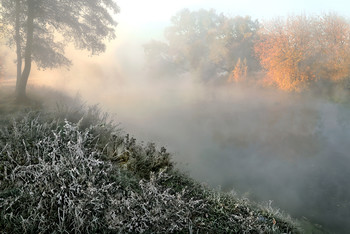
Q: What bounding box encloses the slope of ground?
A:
[0,88,306,233]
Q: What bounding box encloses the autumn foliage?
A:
[228,58,248,83]
[144,10,350,93]
[255,14,350,91]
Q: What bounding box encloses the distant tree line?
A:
[144,9,260,83]
[145,9,350,92]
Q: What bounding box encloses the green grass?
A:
[0,87,304,233]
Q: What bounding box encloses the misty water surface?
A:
[88,79,350,233]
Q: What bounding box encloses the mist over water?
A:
[3,32,349,233]
[4,47,350,232]
[78,77,350,233]
[2,6,350,232]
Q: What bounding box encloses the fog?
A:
[28,67,350,233]
[2,3,350,233]
[107,82,350,233]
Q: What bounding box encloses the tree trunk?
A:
[15,0,22,95]
[16,0,34,102]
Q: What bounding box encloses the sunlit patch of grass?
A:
[0,88,304,233]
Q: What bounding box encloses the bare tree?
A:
[0,0,119,101]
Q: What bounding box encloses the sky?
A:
[117,0,350,38]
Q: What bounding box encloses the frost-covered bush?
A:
[106,172,205,233]
[0,115,123,233]
[106,135,173,179]
[0,112,184,233]
[0,108,301,233]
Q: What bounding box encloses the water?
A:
[96,83,350,233]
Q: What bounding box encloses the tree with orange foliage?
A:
[255,15,317,91]
[316,14,350,83]
[255,14,350,91]
[228,58,247,83]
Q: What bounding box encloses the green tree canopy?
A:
[144,9,259,82]
[0,0,119,101]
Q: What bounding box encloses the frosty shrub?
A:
[0,111,178,233]
[0,114,123,233]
